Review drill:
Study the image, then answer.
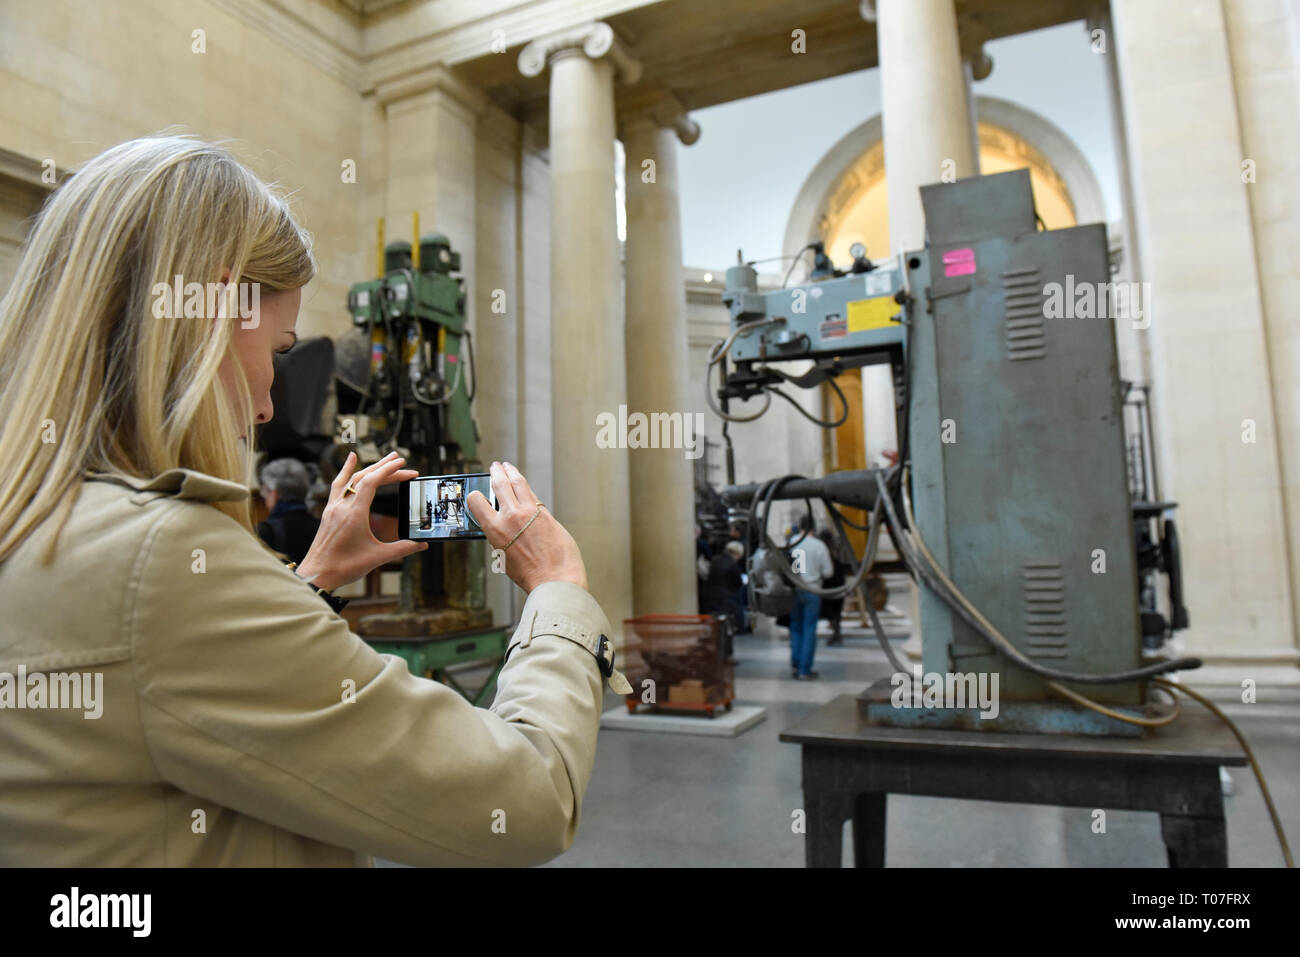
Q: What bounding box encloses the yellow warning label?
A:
[847,297,898,333]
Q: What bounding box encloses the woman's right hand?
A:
[466,462,588,594]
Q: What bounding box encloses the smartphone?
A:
[398,472,497,541]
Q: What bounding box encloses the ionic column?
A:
[873,0,977,248]
[868,0,977,664]
[1111,0,1297,682]
[620,92,701,615]
[519,23,641,642]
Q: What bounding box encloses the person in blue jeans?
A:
[788,514,833,680]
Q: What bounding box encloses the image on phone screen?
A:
[402,473,495,540]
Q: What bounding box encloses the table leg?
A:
[1160,813,1228,867]
[805,792,853,868]
[852,792,887,867]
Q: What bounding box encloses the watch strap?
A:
[284,561,350,615]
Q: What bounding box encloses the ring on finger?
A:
[343,455,390,493]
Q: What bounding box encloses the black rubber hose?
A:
[753,474,884,602]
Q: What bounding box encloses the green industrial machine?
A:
[336,221,505,701]
[342,231,478,459]
[716,170,1195,736]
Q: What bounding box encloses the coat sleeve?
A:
[129,501,610,867]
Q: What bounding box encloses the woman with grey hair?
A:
[702,540,746,641]
[257,457,319,564]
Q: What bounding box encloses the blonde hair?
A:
[0,134,315,563]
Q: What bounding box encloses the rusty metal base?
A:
[857,677,1152,738]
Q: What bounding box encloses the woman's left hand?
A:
[294,451,427,592]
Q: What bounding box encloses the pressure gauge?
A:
[850,242,867,261]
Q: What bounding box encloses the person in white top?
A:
[788,514,833,679]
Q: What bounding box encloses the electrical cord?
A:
[882,468,1192,727]
[782,243,815,288]
[1151,677,1294,868]
[388,269,447,407]
[705,316,787,423]
[758,363,851,428]
[745,254,807,267]
[767,383,850,428]
[1048,677,1182,728]
[845,494,912,676]
[751,474,813,552]
[751,474,885,602]
[883,468,1203,685]
[850,390,1289,870]
[749,472,909,677]
[743,476,796,622]
[745,465,1188,717]
[707,316,786,367]
[707,358,771,423]
[396,267,475,406]
[413,347,462,405]
[712,261,1292,866]
[830,503,872,532]
[881,416,1292,868]
[868,595,914,677]
[707,321,853,430]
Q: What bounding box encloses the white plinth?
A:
[599,704,767,737]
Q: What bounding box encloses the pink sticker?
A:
[943,247,976,277]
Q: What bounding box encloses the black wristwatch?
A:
[284,561,350,615]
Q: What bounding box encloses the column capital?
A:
[956,9,994,80]
[375,62,489,115]
[618,90,700,145]
[518,21,642,85]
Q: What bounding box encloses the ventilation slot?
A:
[1002,266,1046,362]
[1023,560,1067,659]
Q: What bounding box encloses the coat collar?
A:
[84,468,251,503]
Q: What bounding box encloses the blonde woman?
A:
[0,135,627,866]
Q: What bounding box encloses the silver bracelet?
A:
[504,503,546,549]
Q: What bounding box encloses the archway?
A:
[783,95,1107,264]
[782,97,1108,552]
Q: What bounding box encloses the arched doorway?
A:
[784,96,1106,265]
[783,97,1107,551]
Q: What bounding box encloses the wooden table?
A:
[779,695,1247,867]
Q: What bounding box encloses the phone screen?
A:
[401,473,495,541]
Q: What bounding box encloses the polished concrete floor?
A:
[543,621,1299,868]
[384,601,1300,868]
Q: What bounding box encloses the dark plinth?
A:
[779,695,1247,868]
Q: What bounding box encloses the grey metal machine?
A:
[714,169,1195,736]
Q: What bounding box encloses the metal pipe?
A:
[720,468,886,510]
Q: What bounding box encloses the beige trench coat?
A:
[0,469,624,866]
